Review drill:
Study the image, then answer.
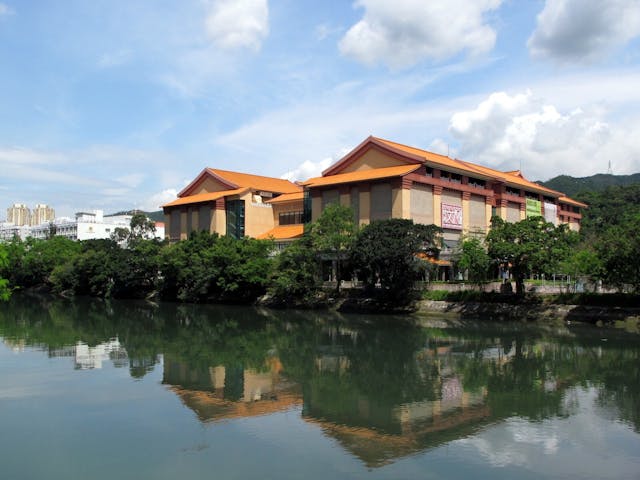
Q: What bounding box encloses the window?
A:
[225,200,245,239]
[506,186,520,196]
[441,171,462,184]
[468,177,486,188]
[279,211,303,225]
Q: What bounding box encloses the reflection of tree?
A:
[2,294,640,455]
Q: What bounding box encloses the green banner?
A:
[526,198,542,218]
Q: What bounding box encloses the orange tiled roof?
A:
[458,161,563,196]
[266,192,304,204]
[257,224,305,240]
[373,137,493,179]
[208,169,302,194]
[559,196,588,208]
[162,188,246,208]
[302,164,421,188]
[374,137,565,197]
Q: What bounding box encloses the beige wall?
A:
[441,189,461,207]
[411,184,434,225]
[243,192,275,238]
[272,201,303,226]
[506,202,521,223]
[341,148,408,173]
[193,176,230,194]
[468,194,487,232]
[359,189,371,226]
[391,187,410,219]
[311,194,322,222]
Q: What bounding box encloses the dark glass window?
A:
[279,211,303,225]
[225,200,245,239]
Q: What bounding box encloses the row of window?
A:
[279,211,304,225]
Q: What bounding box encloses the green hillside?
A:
[539,173,640,197]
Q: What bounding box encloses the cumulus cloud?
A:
[280,151,350,182]
[339,0,502,68]
[528,0,640,63]
[140,188,179,211]
[205,0,269,51]
[449,90,640,180]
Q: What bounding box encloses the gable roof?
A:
[162,188,247,208]
[179,168,302,197]
[303,164,421,188]
[265,192,304,204]
[325,136,567,198]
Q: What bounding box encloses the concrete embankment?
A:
[416,300,640,328]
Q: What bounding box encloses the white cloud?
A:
[339,0,502,68]
[0,3,14,16]
[528,0,640,63]
[205,0,269,51]
[280,152,348,182]
[140,188,180,211]
[97,49,133,69]
[449,89,640,180]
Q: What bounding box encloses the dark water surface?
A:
[1,294,639,480]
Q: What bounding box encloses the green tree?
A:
[268,236,320,303]
[594,214,640,293]
[159,232,273,303]
[111,213,157,246]
[350,219,441,301]
[0,244,11,301]
[486,217,577,295]
[308,204,357,292]
[456,236,491,287]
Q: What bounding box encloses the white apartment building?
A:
[0,210,165,242]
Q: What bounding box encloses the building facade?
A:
[6,203,30,226]
[302,137,586,255]
[162,168,303,242]
[162,136,587,249]
[30,204,55,226]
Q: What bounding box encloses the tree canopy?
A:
[486,216,578,294]
[350,218,441,300]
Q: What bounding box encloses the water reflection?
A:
[1,293,639,470]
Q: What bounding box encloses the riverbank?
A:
[330,294,640,330]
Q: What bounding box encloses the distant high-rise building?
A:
[7,203,30,226]
[30,203,55,226]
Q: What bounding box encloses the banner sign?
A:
[544,202,558,225]
[441,203,462,230]
[526,198,542,218]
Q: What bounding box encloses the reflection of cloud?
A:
[456,387,639,479]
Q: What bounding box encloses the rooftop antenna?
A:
[607,159,613,175]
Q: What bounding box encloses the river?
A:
[1,294,639,479]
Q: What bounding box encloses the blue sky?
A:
[1,0,639,217]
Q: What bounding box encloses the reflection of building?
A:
[47,339,129,369]
[163,356,303,422]
[74,339,128,369]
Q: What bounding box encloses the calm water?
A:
[1,294,639,480]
